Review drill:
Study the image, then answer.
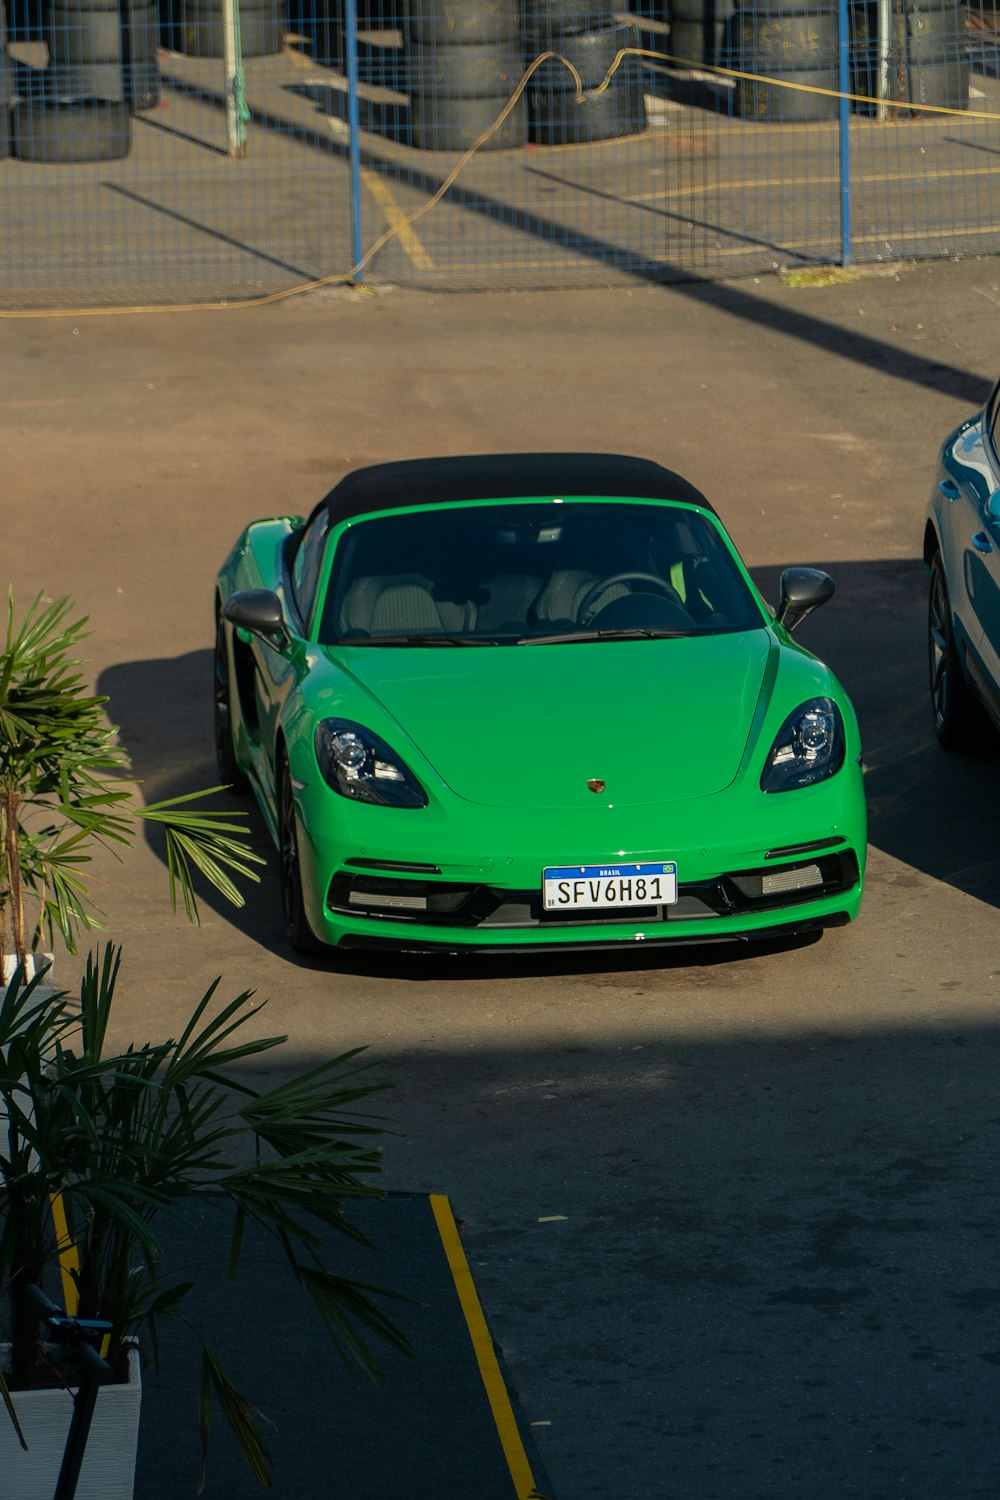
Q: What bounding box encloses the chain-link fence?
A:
[2,0,999,308]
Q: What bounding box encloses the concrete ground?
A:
[5,260,1000,1497]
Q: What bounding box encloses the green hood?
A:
[332,631,774,809]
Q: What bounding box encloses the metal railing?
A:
[1,0,999,309]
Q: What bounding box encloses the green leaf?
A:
[198,1346,274,1492]
[0,1366,29,1451]
[0,940,413,1484]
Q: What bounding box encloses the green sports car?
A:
[214,453,866,956]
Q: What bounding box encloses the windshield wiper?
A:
[518,628,690,646]
[339,634,507,647]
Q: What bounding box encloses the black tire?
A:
[905,54,971,109]
[904,0,966,12]
[928,551,981,751]
[905,0,971,109]
[732,0,839,119]
[906,0,965,34]
[410,86,527,147]
[408,0,518,46]
[12,96,132,159]
[179,0,283,57]
[407,39,525,95]
[528,69,645,142]
[214,615,251,794]
[279,756,325,954]
[531,21,640,90]
[733,6,837,52]
[850,0,969,111]
[521,0,614,45]
[45,0,156,61]
[734,60,839,120]
[731,0,836,9]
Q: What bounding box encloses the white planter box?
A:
[2,952,56,992]
[0,1345,142,1500]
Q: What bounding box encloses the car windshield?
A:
[319,501,762,645]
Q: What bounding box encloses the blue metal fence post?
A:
[838,0,852,266]
[344,0,365,281]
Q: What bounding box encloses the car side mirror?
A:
[222,589,291,650]
[777,567,835,633]
[986,489,1000,524]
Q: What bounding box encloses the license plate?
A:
[542,861,678,911]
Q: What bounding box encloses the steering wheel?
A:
[578,571,682,624]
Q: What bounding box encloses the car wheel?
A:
[12,97,132,161]
[214,615,250,792]
[279,757,325,954]
[928,550,978,750]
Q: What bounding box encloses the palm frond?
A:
[0,1366,28,1451]
[198,1346,274,1492]
[1,944,412,1486]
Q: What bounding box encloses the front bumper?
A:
[292,761,867,953]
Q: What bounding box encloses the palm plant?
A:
[0,591,263,969]
[0,947,412,1487]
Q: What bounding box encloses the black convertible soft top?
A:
[311,452,715,527]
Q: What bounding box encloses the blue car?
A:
[926,378,1000,748]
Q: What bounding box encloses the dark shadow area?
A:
[10,53,50,99]
[130,1021,1000,1499]
[135,1191,551,1500]
[751,556,1000,910]
[285,76,409,142]
[643,61,738,115]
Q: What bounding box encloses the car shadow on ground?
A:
[97,560,1000,976]
[752,557,1000,913]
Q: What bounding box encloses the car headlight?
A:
[315,719,427,808]
[760,697,845,793]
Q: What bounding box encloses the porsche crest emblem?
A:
[587,779,606,794]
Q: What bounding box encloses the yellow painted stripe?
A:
[361,169,436,272]
[50,1192,80,1315]
[699,223,1000,258]
[429,1193,540,1500]
[631,164,1000,204]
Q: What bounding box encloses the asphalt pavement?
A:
[5,261,1000,1498]
[134,1192,550,1500]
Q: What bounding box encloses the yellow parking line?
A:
[631,163,1000,203]
[430,1193,542,1500]
[361,169,436,271]
[50,1192,80,1315]
[697,222,1000,257]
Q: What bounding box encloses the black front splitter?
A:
[335,910,851,958]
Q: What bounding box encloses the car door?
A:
[248,511,330,811]
[935,384,1000,661]
[964,382,1000,711]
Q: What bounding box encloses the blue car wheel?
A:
[928,550,979,751]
